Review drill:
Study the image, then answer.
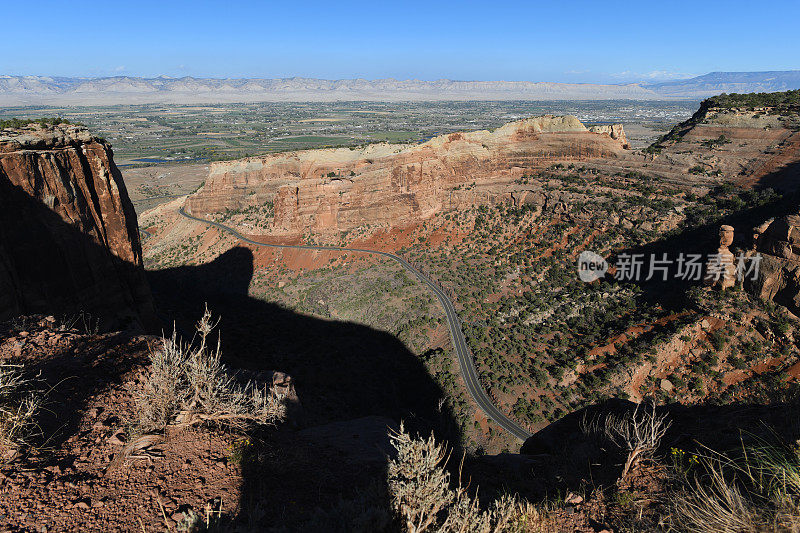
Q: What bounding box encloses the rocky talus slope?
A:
[0,123,156,331]
[186,115,629,235]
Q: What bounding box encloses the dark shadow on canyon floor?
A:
[141,184,800,526]
[147,247,461,528]
[0,180,153,457]
[754,158,800,193]
[483,397,800,508]
[7,165,800,527]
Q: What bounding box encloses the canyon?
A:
[180,101,800,244]
[142,98,800,450]
[3,94,800,531]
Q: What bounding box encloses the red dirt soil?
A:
[0,319,242,532]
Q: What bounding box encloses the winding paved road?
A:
[176,206,532,441]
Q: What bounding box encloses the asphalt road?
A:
[175,207,532,441]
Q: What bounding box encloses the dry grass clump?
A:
[582,402,671,480]
[0,364,44,461]
[135,307,285,434]
[671,441,800,532]
[388,423,546,532]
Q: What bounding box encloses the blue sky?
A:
[3,0,798,83]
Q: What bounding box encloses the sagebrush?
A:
[135,307,285,433]
[388,423,545,532]
[582,402,671,480]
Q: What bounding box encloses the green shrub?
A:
[0,117,78,129]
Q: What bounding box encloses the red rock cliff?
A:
[0,123,157,331]
[186,116,628,234]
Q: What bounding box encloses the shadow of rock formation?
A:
[455,398,800,506]
[146,246,460,527]
[0,187,159,464]
[0,175,159,462]
[0,318,150,457]
[754,157,800,193]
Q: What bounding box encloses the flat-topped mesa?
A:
[0,123,157,331]
[640,92,800,189]
[186,115,628,234]
[0,123,96,152]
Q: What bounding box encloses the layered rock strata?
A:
[186,116,629,235]
[705,225,737,289]
[746,213,800,310]
[0,123,157,331]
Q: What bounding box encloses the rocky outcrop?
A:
[0,123,157,331]
[588,124,628,149]
[637,101,800,190]
[705,225,737,289]
[745,213,800,310]
[186,116,628,234]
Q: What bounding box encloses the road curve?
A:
[176,206,532,441]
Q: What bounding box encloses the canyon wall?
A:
[627,103,800,189]
[746,214,800,311]
[186,116,628,234]
[0,124,157,331]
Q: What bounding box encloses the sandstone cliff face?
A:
[705,225,737,290]
[745,213,800,311]
[588,124,628,148]
[0,123,157,331]
[186,116,628,235]
[632,105,800,190]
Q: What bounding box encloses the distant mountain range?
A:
[645,71,800,98]
[0,71,798,106]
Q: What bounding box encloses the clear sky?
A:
[3,0,798,83]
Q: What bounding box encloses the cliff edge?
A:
[0,122,157,331]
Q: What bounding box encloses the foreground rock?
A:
[0,123,156,331]
[0,318,246,530]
